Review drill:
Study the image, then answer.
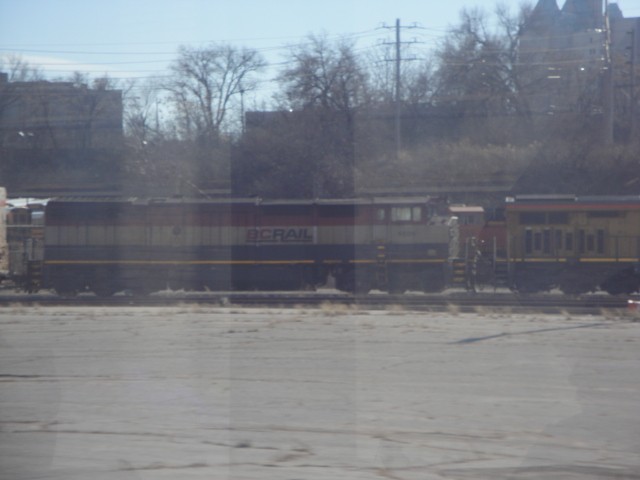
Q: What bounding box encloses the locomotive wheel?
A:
[559,276,597,295]
[92,284,118,297]
[559,284,588,295]
[91,276,118,297]
[513,273,553,294]
[54,286,78,297]
[423,275,446,293]
[601,269,640,295]
[129,287,153,296]
[387,271,407,294]
[335,269,370,294]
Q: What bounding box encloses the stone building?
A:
[0,74,124,194]
[518,0,638,123]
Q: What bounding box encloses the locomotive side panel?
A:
[233,201,318,290]
[42,196,458,296]
[505,196,640,294]
[45,199,245,294]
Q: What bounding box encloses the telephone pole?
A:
[629,27,636,141]
[395,19,402,158]
[381,19,420,160]
[603,0,614,144]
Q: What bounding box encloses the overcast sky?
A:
[1,0,638,104]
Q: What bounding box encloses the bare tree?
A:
[366,44,436,106]
[279,35,369,117]
[0,55,43,82]
[124,78,163,143]
[273,35,369,196]
[166,44,265,144]
[432,4,533,142]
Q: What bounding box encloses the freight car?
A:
[501,195,640,294]
[41,196,459,296]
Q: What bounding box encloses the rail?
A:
[0,290,633,315]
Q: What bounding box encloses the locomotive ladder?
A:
[25,260,43,293]
[492,260,510,289]
[485,236,509,290]
[450,259,468,289]
[451,237,479,291]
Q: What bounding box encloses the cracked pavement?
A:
[1,305,639,479]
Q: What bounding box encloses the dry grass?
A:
[384,304,405,313]
[446,303,460,316]
[319,301,352,316]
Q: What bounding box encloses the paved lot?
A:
[1,304,639,479]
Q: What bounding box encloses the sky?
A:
[1,0,638,104]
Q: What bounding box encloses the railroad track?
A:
[0,289,636,314]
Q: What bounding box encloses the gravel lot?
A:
[1,304,639,479]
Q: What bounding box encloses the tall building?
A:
[518,0,638,123]
[518,0,607,116]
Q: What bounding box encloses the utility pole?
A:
[395,19,401,159]
[381,19,420,160]
[602,0,614,144]
[629,27,636,142]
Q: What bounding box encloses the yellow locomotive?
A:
[504,195,640,294]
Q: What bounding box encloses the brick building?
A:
[0,73,123,150]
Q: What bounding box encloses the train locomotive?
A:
[4,191,640,297]
[502,195,640,295]
[39,196,459,296]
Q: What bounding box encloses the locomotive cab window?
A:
[391,206,422,223]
